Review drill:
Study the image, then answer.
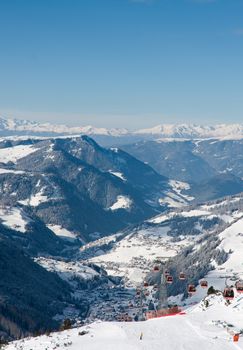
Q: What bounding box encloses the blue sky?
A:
[0,0,243,128]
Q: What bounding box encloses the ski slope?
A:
[6,293,243,350]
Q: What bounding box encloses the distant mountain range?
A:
[0,116,128,137]
[1,115,243,140]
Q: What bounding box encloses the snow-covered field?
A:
[47,224,77,240]
[0,144,37,163]
[35,257,99,283]
[109,195,132,211]
[0,206,29,233]
[19,187,49,207]
[158,179,194,208]
[6,292,243,350]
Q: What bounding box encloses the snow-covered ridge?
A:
[135,123,243,139]
[0,116,128,136]
[1,116,243,139]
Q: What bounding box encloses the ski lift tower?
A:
[158,263,168,310]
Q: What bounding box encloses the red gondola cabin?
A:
[179,272,186,280]
[188,284,196,295]
[166,275,173,284]
[223,288,234,300]
[200,280,208,288]
[236,281,243,293]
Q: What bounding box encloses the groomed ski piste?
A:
[5,293,243,350]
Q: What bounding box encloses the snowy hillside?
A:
[6,292,243,349]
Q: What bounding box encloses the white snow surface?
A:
[109,195,132,211]
[157,180,194,208]
[35,257,99,283]
[0,206,29,232]
[6,293,243,350]
[109,170,126,181]
[0,168,25,174]
[47,224,77,240]
[19,188,49,207]
[0,144,36,163]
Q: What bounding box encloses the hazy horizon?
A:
[1,112,243,130]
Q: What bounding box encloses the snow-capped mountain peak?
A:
[135,123,243,139]
[1,115,243,139]
[0,116,129,136]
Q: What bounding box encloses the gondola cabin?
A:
[179,272,186,280]
[188,284,196,295]
[200,280,208,288]
[235,281,243,293]
[223,287,234,300]
[164,270,170,276]
[153,265,160,272]
[144,282,149,288]
[166,275,173,284]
